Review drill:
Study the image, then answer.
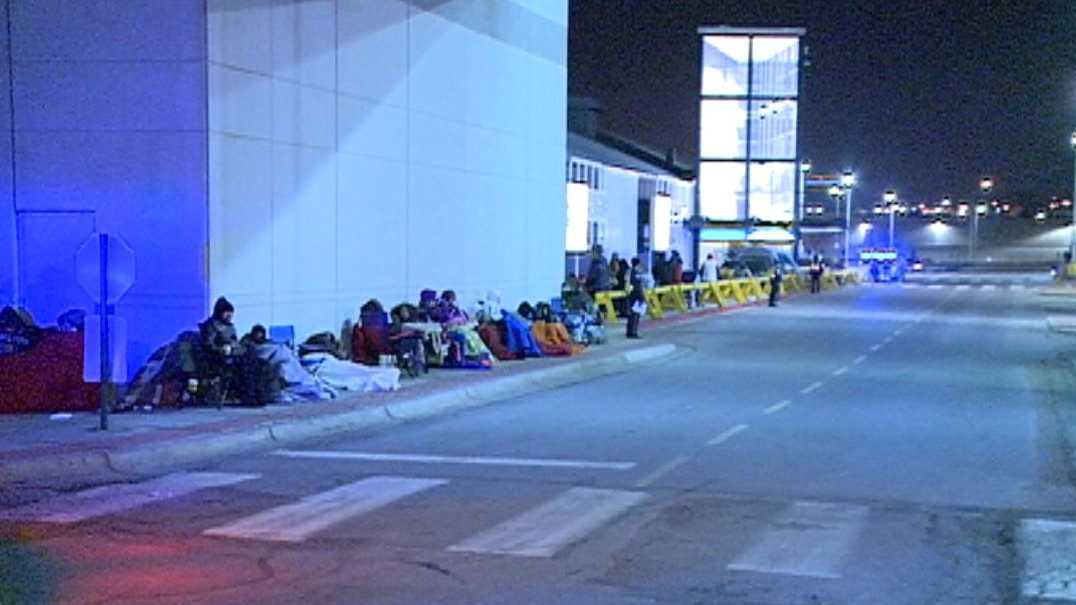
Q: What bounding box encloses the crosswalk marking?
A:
[273,450,636,471]
[448,487,646,558]
[1020,518,1076,601]
[727,501,868,579]
[203,476,446,543]
[0,472,259,523]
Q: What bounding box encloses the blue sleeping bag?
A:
[502,311,543,358]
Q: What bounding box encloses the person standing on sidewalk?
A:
[626,257,645,339]
[769,267,783,307]
[809,254,824,294]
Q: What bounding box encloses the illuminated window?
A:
[702,36,750,96]
[699,162,747,220]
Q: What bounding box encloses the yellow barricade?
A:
[594,290,626,324]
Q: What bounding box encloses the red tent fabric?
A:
[0,331,99,414]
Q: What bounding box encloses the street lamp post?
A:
[1069,132,1076,264]
[884,190,897,248]
[974,176,993,262]
[841,171,856,267]
[798,159,811,259]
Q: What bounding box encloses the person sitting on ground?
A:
[240,324,268,349]
[435,290,470,326]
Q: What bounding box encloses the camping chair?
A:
[269,325,295,350]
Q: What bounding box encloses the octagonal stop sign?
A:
[76,233,136,304]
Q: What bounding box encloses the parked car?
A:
[735,247,800,276]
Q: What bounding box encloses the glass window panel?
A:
[699,162,747,220]
[702,36,750,96]
[751,37,799,97]
[748,162,796,222]
[748,100,797,160]
[700,99,749,160]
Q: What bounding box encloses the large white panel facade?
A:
[208,0,568,339]
[4,0,208,371]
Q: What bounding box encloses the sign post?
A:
[76,233,135,431]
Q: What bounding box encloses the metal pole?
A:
[889,207,895,249]
[970,205,978,262]
[98,234,110,431]
[1070,154,1076,263]
[797,170,806,259]
[844,188,853,267]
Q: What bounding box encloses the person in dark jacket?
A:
[670,251,684,284]
[626,257,646,338]
[198,297,265,406]
[769,268,783,307]
[585,245,612,294]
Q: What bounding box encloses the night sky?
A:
[569,0,1076,206]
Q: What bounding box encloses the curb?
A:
[1,344,678,483]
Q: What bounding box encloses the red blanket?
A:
[0,331,99,414]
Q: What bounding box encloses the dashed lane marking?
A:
[832,367,849,377]
[708,424,750,445]
[801,381,824,395]
[853,355,868,365]
[763,400,792,415]
[870,344,883,352]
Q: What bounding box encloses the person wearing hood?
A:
[200,297,240,357]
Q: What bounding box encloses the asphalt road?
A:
[5,273,1076,605]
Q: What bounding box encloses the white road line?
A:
[927,284,944,289]
[800,381,824,395]
[853,355,868,365]
[870,344,883,352]
[1019,518,1076,601]
[883,335,894,343]
[0,472,259,523]
[982,284,997,291]
[274,450,636,471]
[727,501,868,579]
[448,487,646,557]
[204,476,446,543]
[832,367,849,377]
[763,400,792,415]
[893,329,903,336]
[708,424,750,445]
[956,284,970,290]
[634,455,691,488]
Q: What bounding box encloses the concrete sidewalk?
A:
[0,329,685,486]
[0,291,795,486]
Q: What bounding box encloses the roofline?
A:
[697,26,806,36]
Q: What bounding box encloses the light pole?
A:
[841,171,856,266]
[1069,131,1076,263]
[973,176,992,262]
[884,190,897,248]
[798,159,811,259]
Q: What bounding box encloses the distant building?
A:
[565,98,696,278]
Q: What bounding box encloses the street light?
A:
[971,176,993,262]
[1070,131,1076,264]
[884,189,897,248]
[796,159,812,259]
[840,171,856,267]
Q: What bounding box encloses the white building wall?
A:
[208,0,567,340]
[4,0,209,370]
